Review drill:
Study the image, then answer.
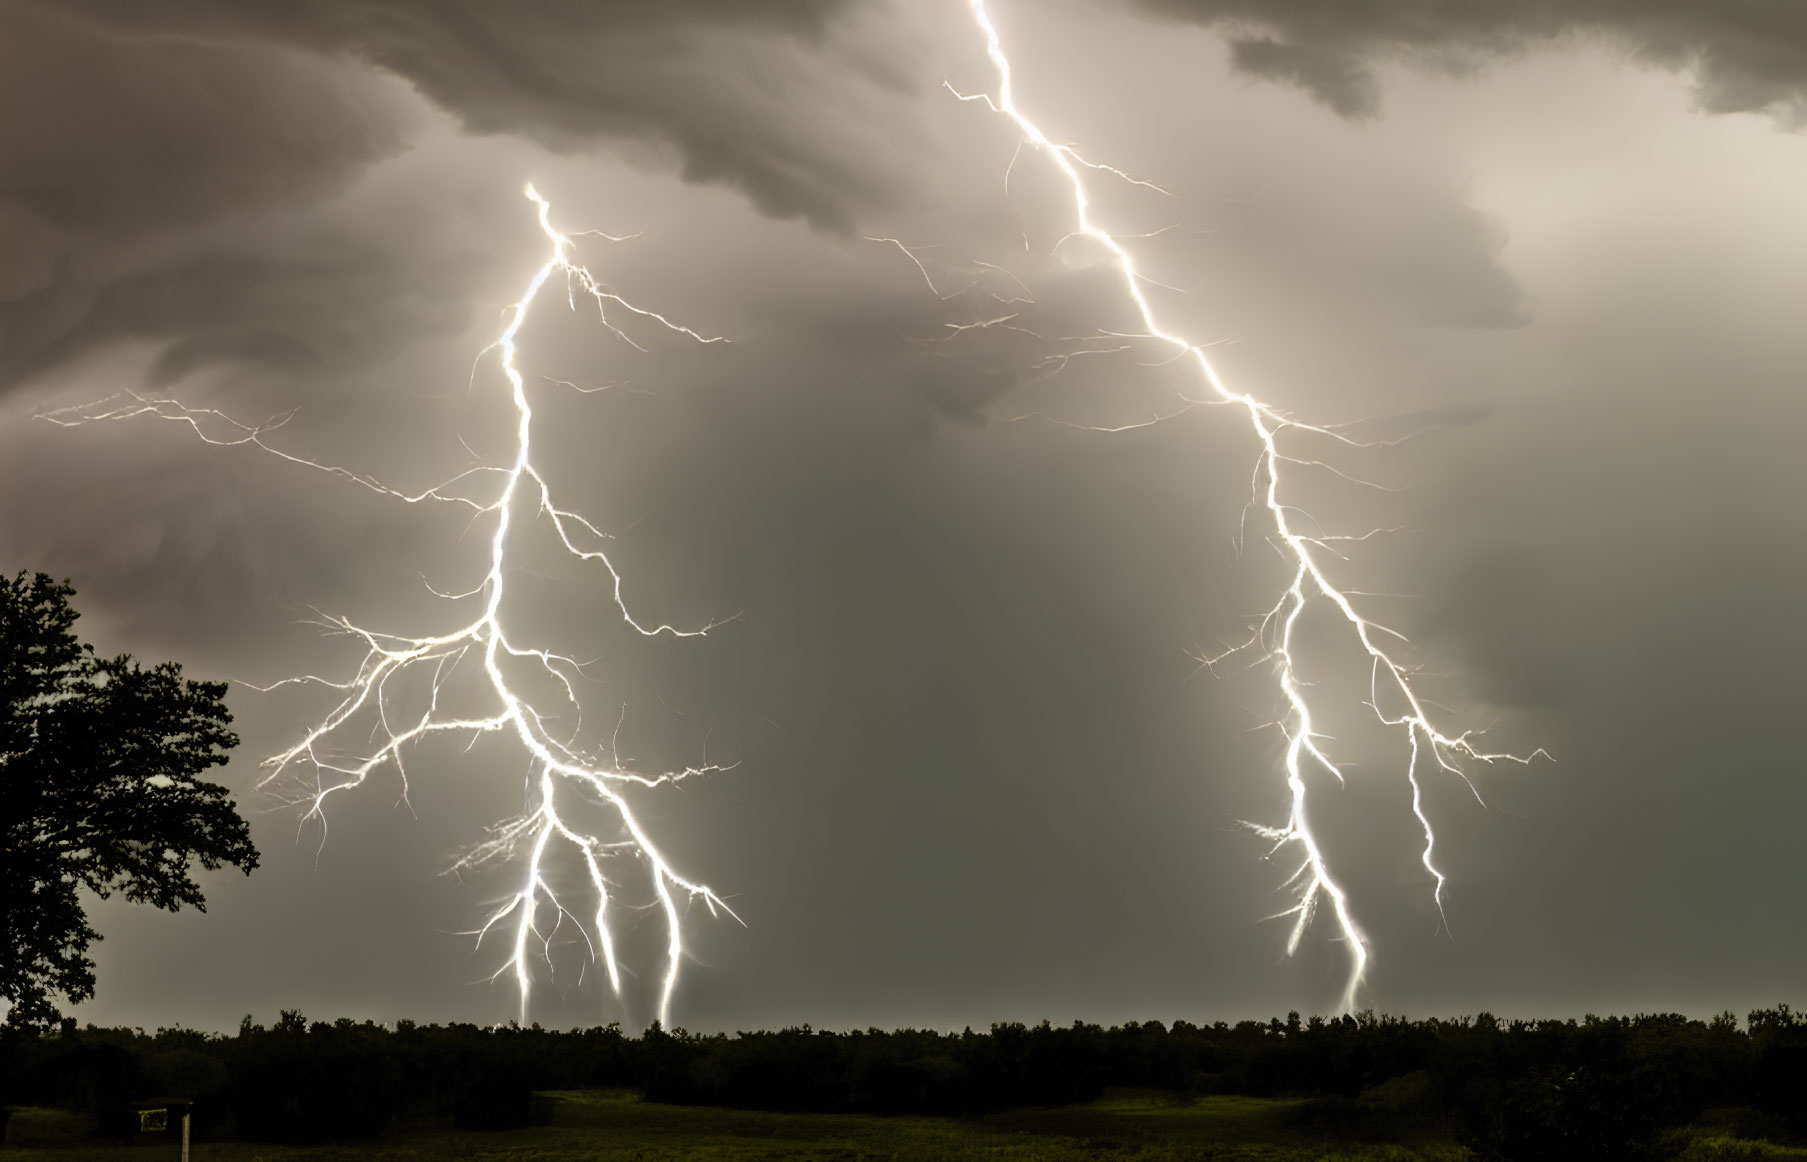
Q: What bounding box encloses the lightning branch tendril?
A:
[951,0,1545,1012]
[42,185,739,1028]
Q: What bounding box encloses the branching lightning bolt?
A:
[37,6,1545,1022]
[43,185,738,1027]
[955,0,1545,1012]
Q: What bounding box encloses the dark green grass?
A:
[11,1091,1806,1160]
[2,1089,1467,1160]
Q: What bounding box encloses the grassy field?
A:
[3,1089,1469,1161]
[9,1090,1807,1160]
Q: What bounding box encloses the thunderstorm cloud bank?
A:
[3,0,1806,1030]
[1134,0,1807,121]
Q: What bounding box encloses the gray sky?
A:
[4,0,1806,1033]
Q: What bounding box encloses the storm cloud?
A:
[1132,0,1807,121]
[0,0,922,395]
[2,0,1803,1033]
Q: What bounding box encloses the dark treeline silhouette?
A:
[2,1006,1805,1157]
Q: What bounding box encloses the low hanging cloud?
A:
[0,0,920,396]
[33,0,907,230]
[1129,0,1807,121]
[0,5,412,383]
[0,7,406,246]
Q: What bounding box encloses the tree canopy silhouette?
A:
[0,572,257,1026]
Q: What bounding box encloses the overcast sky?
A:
[5,0,1807,1033]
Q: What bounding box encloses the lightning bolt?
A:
[39,9,1541,1023]
[954,0,1545,1012]
[43,185,738,1028]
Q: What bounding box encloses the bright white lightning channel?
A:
[957,0,1543,1012]
[43,185,736,1028]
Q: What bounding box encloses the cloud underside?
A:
[1133,0,1807,120]
[0,0,907,393]
[43,0,897,229]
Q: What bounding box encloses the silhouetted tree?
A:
[0,573,257,1026]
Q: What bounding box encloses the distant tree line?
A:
[2,1005,1804,1157]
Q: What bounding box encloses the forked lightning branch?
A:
[45,187,737,1029]
[951,0,1543,1011]
[44,5,1539,1023]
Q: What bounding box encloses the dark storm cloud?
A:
[14,0,1807,1034]
[1,0,918,395]
[42,0,904,231]
[0,8,396,243]
[0,4,409,382]
[2,185,487,392]
[1130,0,1807,121]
